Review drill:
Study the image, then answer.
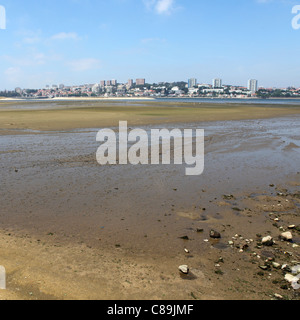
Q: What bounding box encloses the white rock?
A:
[280,231,293,241]
[262,236,274,246]
[179,265,189,274]
[291,265,300,275]
[284,274,295,282]
[272,262,281,269]
[274,293,283,300]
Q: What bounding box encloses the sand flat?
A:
[1,100,300,132]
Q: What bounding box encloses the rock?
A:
[178,265,189,274]
[274,293,283,300]
[259,265,269,271]
[179,236,189,240]
[196,228,204,233]
[223,194,235,200]
[228,241,234,246]
[210,230,221,239]
[272,262,281,269]
[262,236,274,246]
[288,225,295,229]
[184,248,190,253]
[280,231,293,241]
[282,264,292,272]
[241,243,249,251]
[284,273,296,282]
[291,265,300,274]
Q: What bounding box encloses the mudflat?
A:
[0,101,299,300]
[1,100,300,132]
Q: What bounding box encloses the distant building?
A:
[100,80,106,87]
[111,79,117,86]
[106,86,113,94]
[188,78,197,88]
[136,79,145,86]
[92,83,101,94]
[213,79,222,88]
[59,84,64,89]
[117,84,126,95]
[248,79,258,93]
[107,80,112,86]
[127,79,133,88]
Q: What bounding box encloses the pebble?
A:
[178,265,189,274]
[210,230,221,239]
[282,264,292,272]
[259,265,269,271]
[280,231,293,241]
[274,293,283,300]
[262,236,274,246]
[272,262,281,269]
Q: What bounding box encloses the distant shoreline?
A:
[0,96,156,102]
[1,96,300,102]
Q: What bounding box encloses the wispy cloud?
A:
[144,0,175,15]
[51,32,79,41]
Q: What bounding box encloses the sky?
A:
[0,0,300,90]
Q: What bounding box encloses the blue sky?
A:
[0,0,300,90]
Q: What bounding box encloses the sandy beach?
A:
[0,100,299,300]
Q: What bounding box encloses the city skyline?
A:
[1,0,300,90]
[5,77,264,91]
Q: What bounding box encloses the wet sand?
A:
[1,100,300,132]
[0,101,300,300]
